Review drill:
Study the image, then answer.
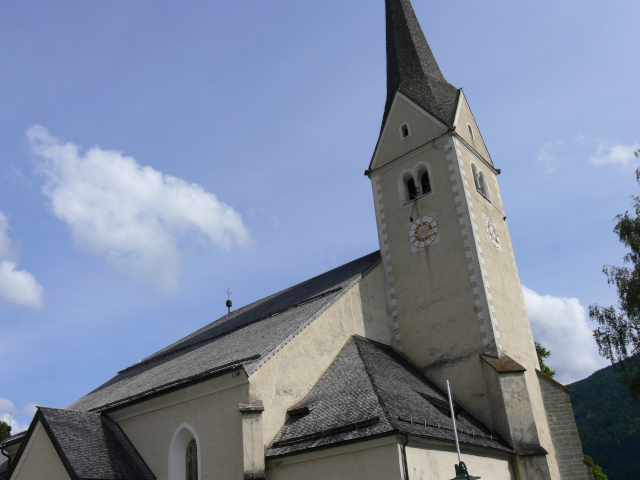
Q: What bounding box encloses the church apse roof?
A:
[69,251,381,413]
[267,336,512,458]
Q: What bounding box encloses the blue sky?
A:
[1,1,638,433]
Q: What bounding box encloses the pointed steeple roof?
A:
[383,0,459,128]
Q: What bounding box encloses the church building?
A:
[1,1,592,479]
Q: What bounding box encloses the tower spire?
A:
[383,0,459,128]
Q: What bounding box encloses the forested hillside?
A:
[568,361,640,480]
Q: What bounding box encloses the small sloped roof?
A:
[8,407,154,480]
[70,252,381,412]
[0,431,26,448]
[268,336,512,457]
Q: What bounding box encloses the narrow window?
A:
[467,124,474,139]
[407,178,417,201]
[472,164,481,191]
[186,439,198,480]
[400,123,410,139]
[420,171,432,195]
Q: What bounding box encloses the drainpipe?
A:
[1,442,10,469]
[400,434,410,480]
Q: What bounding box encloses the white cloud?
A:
[523,285,609,384]
[0,212,44,310]
[0,398,35,434]
[535,140,564,173]
[537,136,639,173]
[28,125,252,292]
[589,140,640,169]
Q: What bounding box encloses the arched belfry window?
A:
[407,178,417,201]
[420,171,432,196]
[478,172,490,201]
[186,439,198,480]
[472,163,491,201]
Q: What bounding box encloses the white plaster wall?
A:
[455,141,561,479]
[373,93,447,171]
[406,445,514,480]
[369,93,561,479]
[250,266,389,446]
[266,443,403,480]
[116,381,248,480]
[371,98,496,427]
[454,93,494,166]
[11,424,70,480]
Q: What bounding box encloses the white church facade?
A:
[1,1,592,479]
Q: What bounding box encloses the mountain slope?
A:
[568,361,640,480]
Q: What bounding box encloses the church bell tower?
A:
[367,1,564,478]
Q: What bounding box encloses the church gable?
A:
[7,421,69,480]
[7,408,154,480]
[249,258,390,446]
[268,336,512,459]
[370,92,450,172]
[453,90,494,167]
[68,251,381,414]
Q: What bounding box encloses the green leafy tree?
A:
[535,341,556,377]
[585,455,609,480]
[0,420,10,442]
[590,161,640,400]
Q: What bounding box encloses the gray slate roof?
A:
[376,0,459,150]
[268,336,512,457]
[0,431,25,449]
[8,407,154,480]
[70,252,381,412]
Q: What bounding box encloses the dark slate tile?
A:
[380,0,459,140]
[69,252,380,412]
[268,336,512,458]
[39,407,155,480]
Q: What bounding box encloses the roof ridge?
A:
[245,269,374,377]
[118,287,342,375]
[352,336,396,429]
[131,251,381,368]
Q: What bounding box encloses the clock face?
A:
[409,215,438,248]
[484,215,501,247]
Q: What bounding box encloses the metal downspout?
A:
[1,443,10,470]
[401,434,410,480]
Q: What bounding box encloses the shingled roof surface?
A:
[70,251,381,412]
[268,336,512,457]
[0,458,8,479]
[27,407,155,480]
[380,0,459,136]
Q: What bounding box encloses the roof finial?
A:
[226,288,232,315]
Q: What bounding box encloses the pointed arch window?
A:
[186,439,198,480]
[467,123,475,140]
